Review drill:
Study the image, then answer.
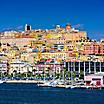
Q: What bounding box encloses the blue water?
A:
[0,83,104,104]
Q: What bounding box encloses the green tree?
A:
[72,71,76,79]
[79,70,84,79]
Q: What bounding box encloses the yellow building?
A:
[31,52,67,61]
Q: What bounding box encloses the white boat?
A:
[70,85,76,89]
[0,80,4,84]
[51,80,58,87]
[38,80,58,87]
[65,85,71,88]
[38,81,52,87]
[65,85,77,89]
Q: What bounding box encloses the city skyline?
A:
[0,0,104,40]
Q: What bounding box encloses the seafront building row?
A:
[0,23,104,79]
[0,59,104,75]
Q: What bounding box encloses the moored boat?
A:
[38,81,52,87]
[37,80,58,87]
[0,80,4,84]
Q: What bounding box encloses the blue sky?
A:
[0,0,104,40]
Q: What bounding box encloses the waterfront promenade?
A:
[6,80,45,84]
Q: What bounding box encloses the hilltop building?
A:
[25,24,31,31]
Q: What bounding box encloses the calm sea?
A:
[0,83,103,104]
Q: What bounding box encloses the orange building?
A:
[66,23,71,31]
[83,42,104,55]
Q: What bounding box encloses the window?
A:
[92,78,101,81]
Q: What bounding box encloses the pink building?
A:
[84,74,104,86]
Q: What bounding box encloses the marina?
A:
[1,79,103,90]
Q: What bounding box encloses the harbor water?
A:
[0,83,104,104]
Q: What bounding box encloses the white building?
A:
[9,60,33,74]
[0,60,8,74]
